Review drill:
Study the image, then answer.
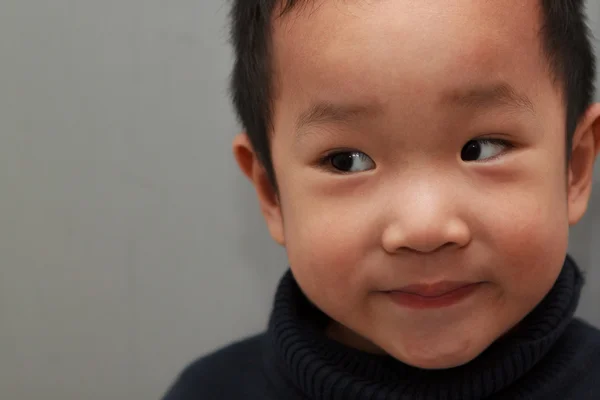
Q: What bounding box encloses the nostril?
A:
[381,218,472,255]
[401,241,457,255]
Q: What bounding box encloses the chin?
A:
[385,336,484,370]
[401,353,476,370]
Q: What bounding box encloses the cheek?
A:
[479,165,569,295]
[279,190,377,311]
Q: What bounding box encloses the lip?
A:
[386,282,482,310]
[396,281,477,297]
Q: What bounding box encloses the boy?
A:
[164,0,600,399]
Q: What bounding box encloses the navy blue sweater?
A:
[163,257,600,399]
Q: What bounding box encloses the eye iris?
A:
[331,153,355,171]
[461,140,481,161]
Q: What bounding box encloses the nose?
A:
[381,184,472,254]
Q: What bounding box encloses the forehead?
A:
[270,0,557,127]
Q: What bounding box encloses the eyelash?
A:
[317,137,515,172]
[318,149,367,172]
[469,138,515,161]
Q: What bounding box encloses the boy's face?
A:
[237,0,599,368]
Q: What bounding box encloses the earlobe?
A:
[567,103,600,225]
[232,133,286,245]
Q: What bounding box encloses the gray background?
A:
[0,1,598,399]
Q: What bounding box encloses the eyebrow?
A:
[295,102,381,133]
[295,82,535,136]
[442,82,535,114]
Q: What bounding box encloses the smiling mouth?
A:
[386,283,482,309]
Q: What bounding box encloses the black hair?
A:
[229,0,596,188]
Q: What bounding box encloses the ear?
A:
[567,103,600,225]
[233,133,285,245]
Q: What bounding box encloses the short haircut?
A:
[229,0,596,188]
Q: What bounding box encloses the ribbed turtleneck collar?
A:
[263,256,583,400]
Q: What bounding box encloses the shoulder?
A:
[557,318,600,398]
[560,318,600,368]
[566,318,600,346]
[162,333,271,400]
[573,317,600,357]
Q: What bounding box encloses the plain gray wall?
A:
[0,1,598,399]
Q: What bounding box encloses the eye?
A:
[324,151,376,173]
[461,139,511,162]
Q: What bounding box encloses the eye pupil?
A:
[461,140,481,161]
[331,153,355,171]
